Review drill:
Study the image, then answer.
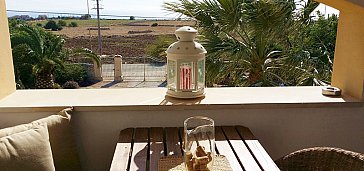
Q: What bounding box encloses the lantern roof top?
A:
[166,26,207,55]
[166,41,207,55]
[175,26,197,34]
[175,26,198,42]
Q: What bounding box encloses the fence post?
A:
[143,56,146,82]
[93,58,103,81]
[114,55,123,82]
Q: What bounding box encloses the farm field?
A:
[30,19,195,56]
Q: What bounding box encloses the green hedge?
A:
[54,63,88,86]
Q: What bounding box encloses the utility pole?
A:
[87,0,90,15]
[87,0,91,49]
[93,0,103,55]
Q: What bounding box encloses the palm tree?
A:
[164,0,323,87]
[11,25,101,89]
[11,25,65,89]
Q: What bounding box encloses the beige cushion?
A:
[0,124,55,171]
[0,108,81,171]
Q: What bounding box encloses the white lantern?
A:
[166,26,206,98]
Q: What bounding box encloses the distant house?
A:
[37,15,47,20]
[80,14,91,20]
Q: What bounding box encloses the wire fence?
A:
[121,56,166,81]
[100,56,166,81]
[100,56,115,80]
[102,64,115,80]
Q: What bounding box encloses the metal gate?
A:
[101,55,114,80]
[122,56,166,81]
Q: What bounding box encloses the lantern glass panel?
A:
[197,59,205,90]
[178,61,196,91]
[167,59,177,90]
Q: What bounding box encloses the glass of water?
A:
[184,116,215,171]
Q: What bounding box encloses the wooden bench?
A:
[110,126,279,171]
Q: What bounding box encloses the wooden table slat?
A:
[129,128,149,171]
[235,126,256,140]
[149,127,165,171]
[178,127,184,155]
[110,126,279,171]
[236,126,280,171]
[164,127,182,156]
[215,126,244,171]
[110,128,134,171]
[222,126,262,171]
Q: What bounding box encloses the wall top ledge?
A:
[0,87,362,112]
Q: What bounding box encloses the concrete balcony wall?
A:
[1,104,363,171]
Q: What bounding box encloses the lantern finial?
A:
[175,26,198,41]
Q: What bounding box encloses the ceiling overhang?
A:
[316,0,364,11]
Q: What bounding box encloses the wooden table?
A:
[110,126,279,171]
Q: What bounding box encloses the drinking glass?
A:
[184,116,215,171]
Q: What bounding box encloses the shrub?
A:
[53,83,62,89]
[151,23,158,27]
[68,22,78,27]
[44,20,62,31]
[145,35,175,59]
[57,26,63,31]
[36,23,43,27]
[58,20,67,27]
[62,81,79,89]
[54,63,88,86]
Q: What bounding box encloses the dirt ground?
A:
[60,20,194,56]
[64,34,163,57]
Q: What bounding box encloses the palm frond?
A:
[68,48,101,67]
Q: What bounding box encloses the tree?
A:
[11,25,66,88]
[12,44,36,89]
[165,0,292,86]
[130,16,135,20]
[282,11,338,86]
[163,0,333,87]
[44,20,62,31]
[8,18,25,32]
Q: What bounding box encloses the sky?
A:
[5,0,339,19]
[6,0,178,18]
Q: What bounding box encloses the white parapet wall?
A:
[0,87,363,171]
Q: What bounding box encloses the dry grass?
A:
[33,19,196,38]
